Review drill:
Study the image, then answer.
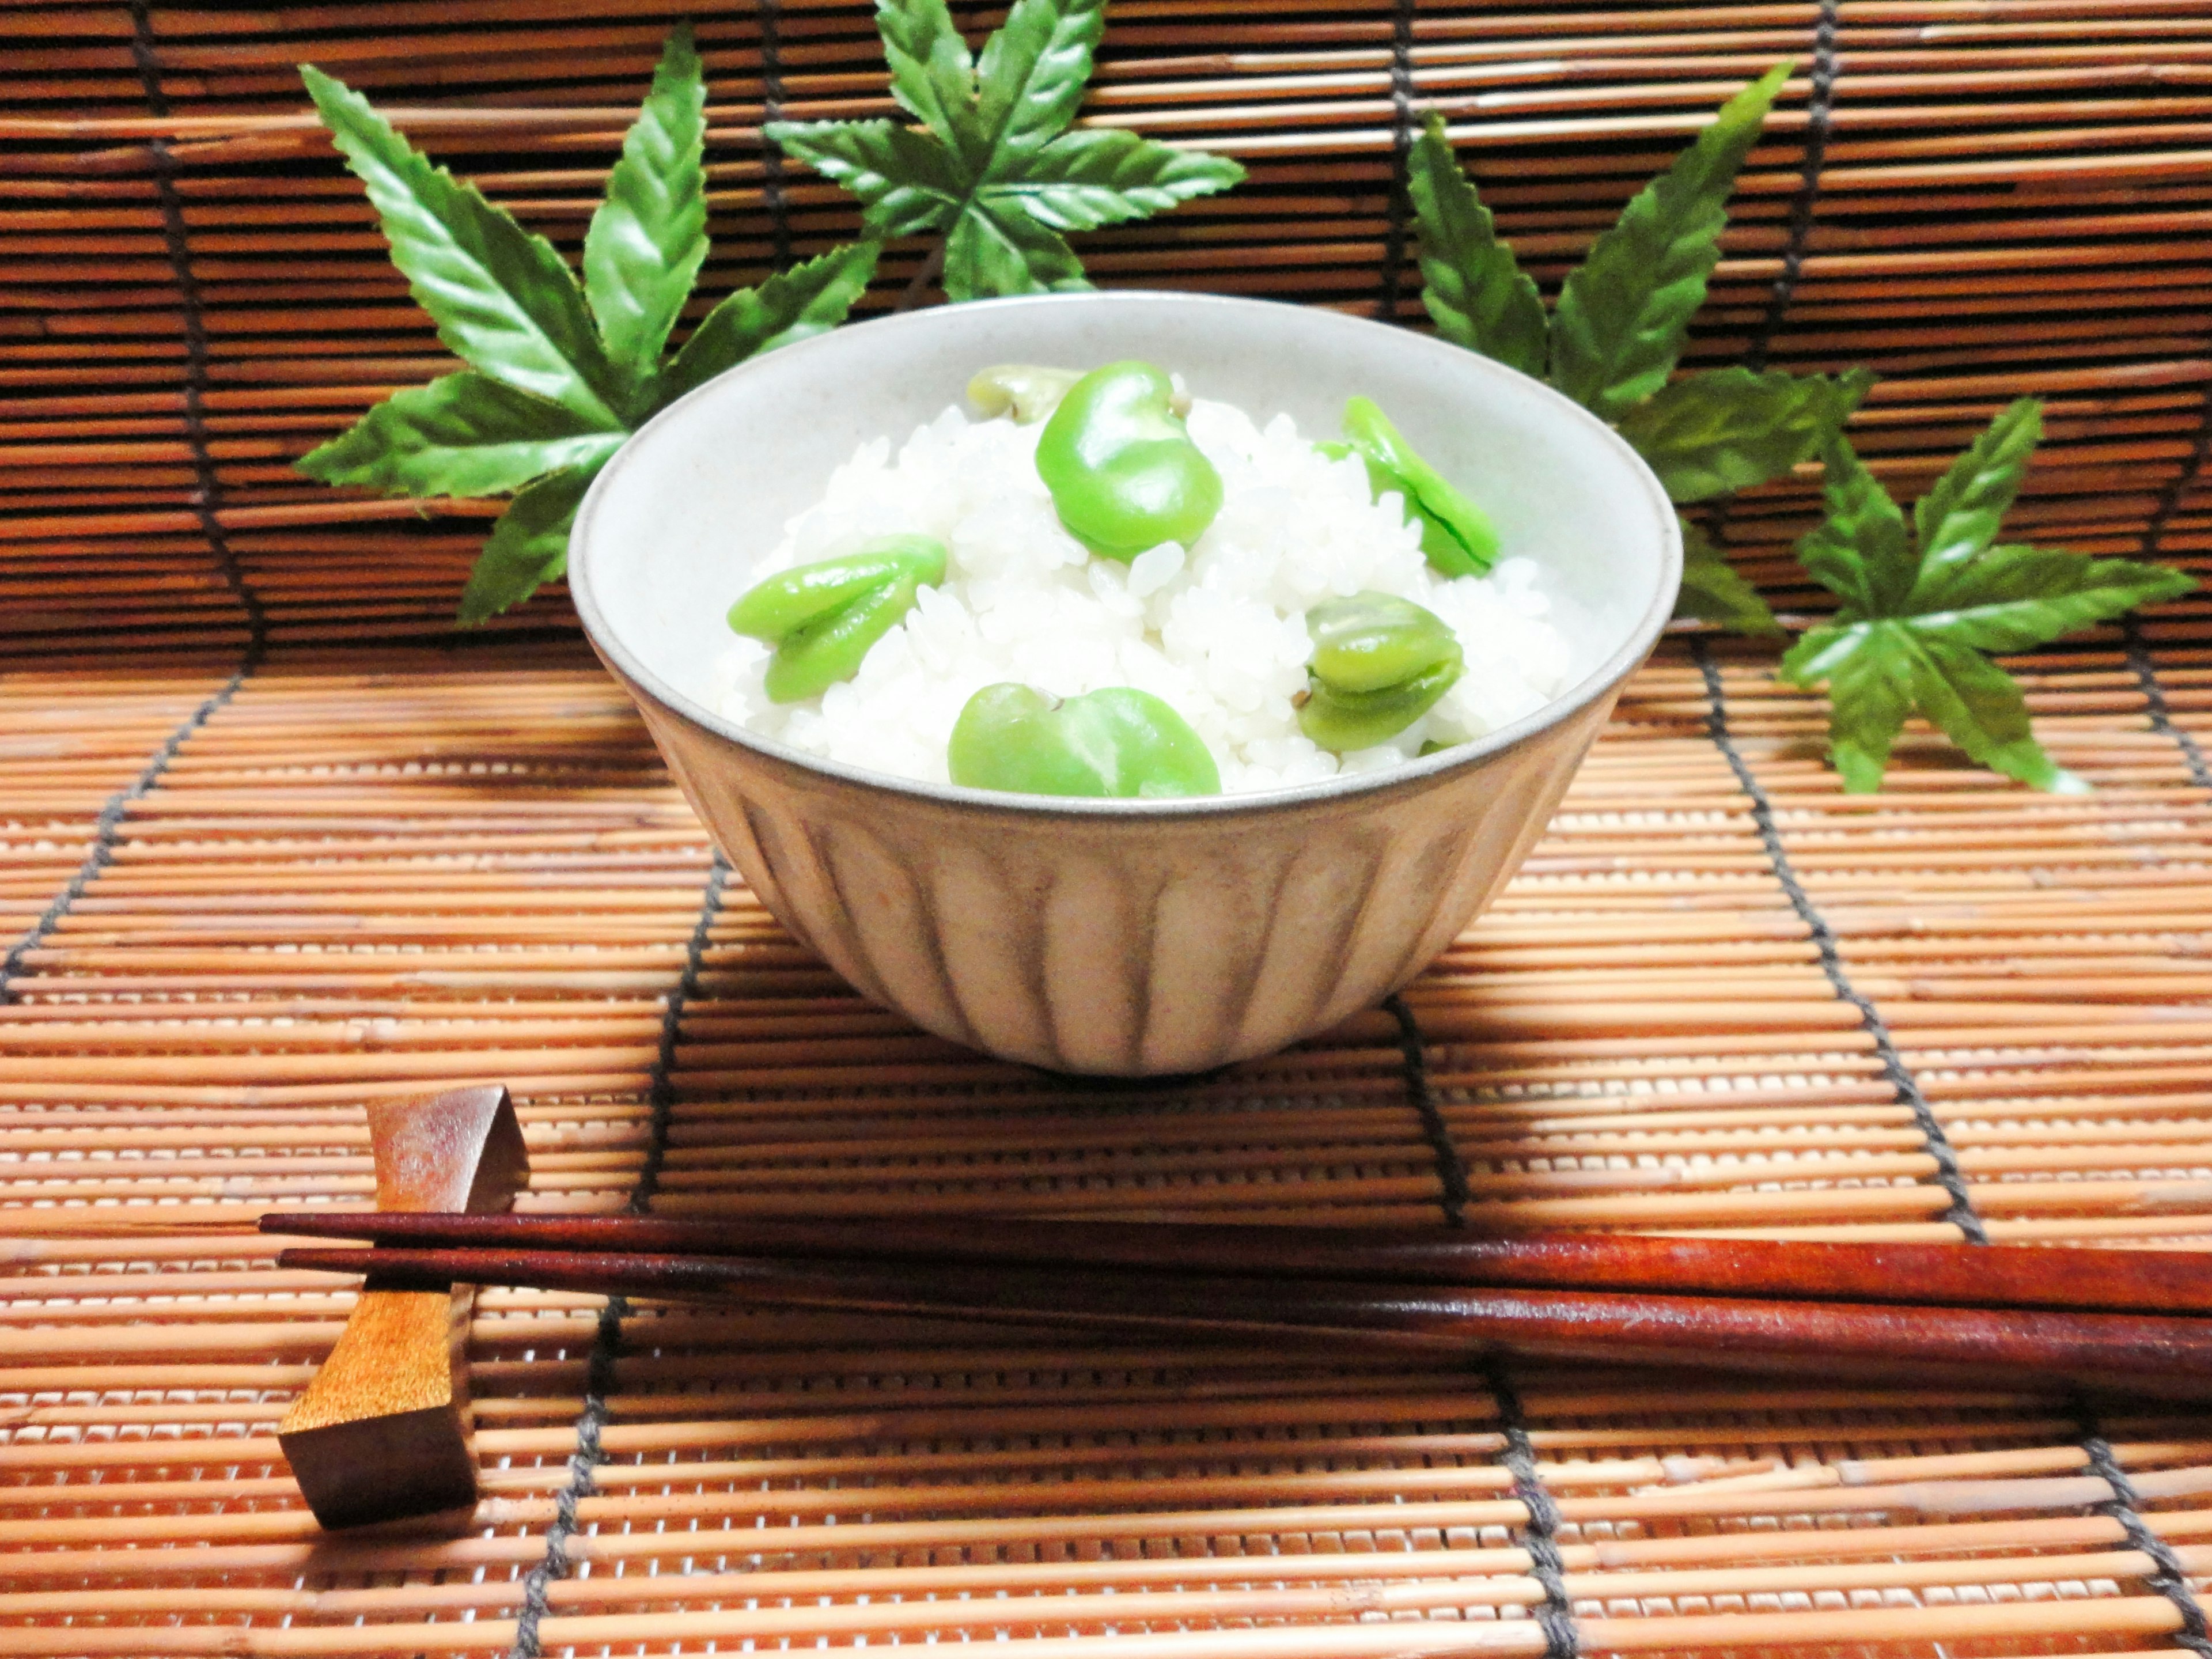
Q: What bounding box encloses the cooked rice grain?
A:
[710,396,1572,794]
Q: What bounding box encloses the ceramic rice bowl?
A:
[569,291,1680,1075]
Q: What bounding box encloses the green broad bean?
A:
[967,364,1083,424]
[948,684,1221,799]
[1035,361,1222,562]
[1323,396,1501,578]
[726,533,948,703]
[1297,590,1465,752]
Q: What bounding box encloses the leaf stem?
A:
[895,236,947,312]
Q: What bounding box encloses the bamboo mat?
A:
[12,0,2212,1653]
[7,0,2212,647]
[6,635,2212,1657]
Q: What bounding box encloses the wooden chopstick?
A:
[259,1210,2212,1316]
[275,1243,2212,1401]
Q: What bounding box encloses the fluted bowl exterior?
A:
[570,292,1679,1074]
[603,650,1613,1073]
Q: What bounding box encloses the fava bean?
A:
[948,683,1221,798]
[968,364,1083,424]
[1323,396,1500,577]
[726,533,948,703]
[1297,590,1464,752]
[1036,361,1222,562]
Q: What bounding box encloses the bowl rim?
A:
[569,288,1682,820]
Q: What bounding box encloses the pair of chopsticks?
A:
[264,1213,2212,1399]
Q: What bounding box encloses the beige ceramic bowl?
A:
[570,291,1679,1075]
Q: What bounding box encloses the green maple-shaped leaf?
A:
[1618,366,1873,504]
[1910,395,2043,590]
[662,240,885,404]
[1778,399,2197,791]
[457,464,601,627]
[1549,63,1790,420]
[1406,111,1545,379]
[1408,68,1866,637]
[300,64,630,429]
[768,0,1244,301]
[584,20,710,404]
[299,28,881,624]
[297,372,627,497]
[1678,518,1782,637]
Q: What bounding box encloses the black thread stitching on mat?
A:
[0,665,251,1003]
[1373,0,1418,321]
[1383,993,1469,1226]
[1704,2,1840,551]
[2138,370,2212,561]
[130,0,270,646]
[2078,1421,2212,1658]
[1487,1363,1578,1658]
[757,0,795,270]
[1742,0,1838,373]
[508,1299,624,1659]
[5,7,275,1001]
[509,849,730,1658]
[2118,183,2212,789]
[1692,641,1989,1243]
[2124,613,2212,791]
[631,850,731,1213]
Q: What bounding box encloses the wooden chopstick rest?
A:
[263,1202,2212,1518]
[274,1085,529,1530]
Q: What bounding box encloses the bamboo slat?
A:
[3,2,2212,645]
[3,635,2212,1656]
[11,1,2212,1654]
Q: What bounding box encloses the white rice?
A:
[709,392,1575,794]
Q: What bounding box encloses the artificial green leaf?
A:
[976,0,1107,171]
[1406,67,1866,639]
[1782,404,2196,792]
[301,65,625,427]
[1675,519,1778,633]
[1908,396,2041,593]
[1777,618,1861,689]
[1618,366,1868,503]
[297,372,623,497]
[584,21,708,395]
[990,128,1245,233]
[1796,433,1910,617]
[1407,67,1847,639]
[661,240,883,403]
[1781,619,1912,793]
[770,0,1241,301]
[876,0,984,161]
[457,463,602,625]
[300,31,896,631]
[1906,545,2197,654]
[1406,112,1546,378]
[944,197,1091,296]
[766,120,963,237]
[1906,632,2081,792]
[1548,62,1790,420]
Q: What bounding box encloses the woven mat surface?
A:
[6,633,2212,1655]
[13,0,2212,1649]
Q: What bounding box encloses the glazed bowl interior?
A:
[571,290,1677,802]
